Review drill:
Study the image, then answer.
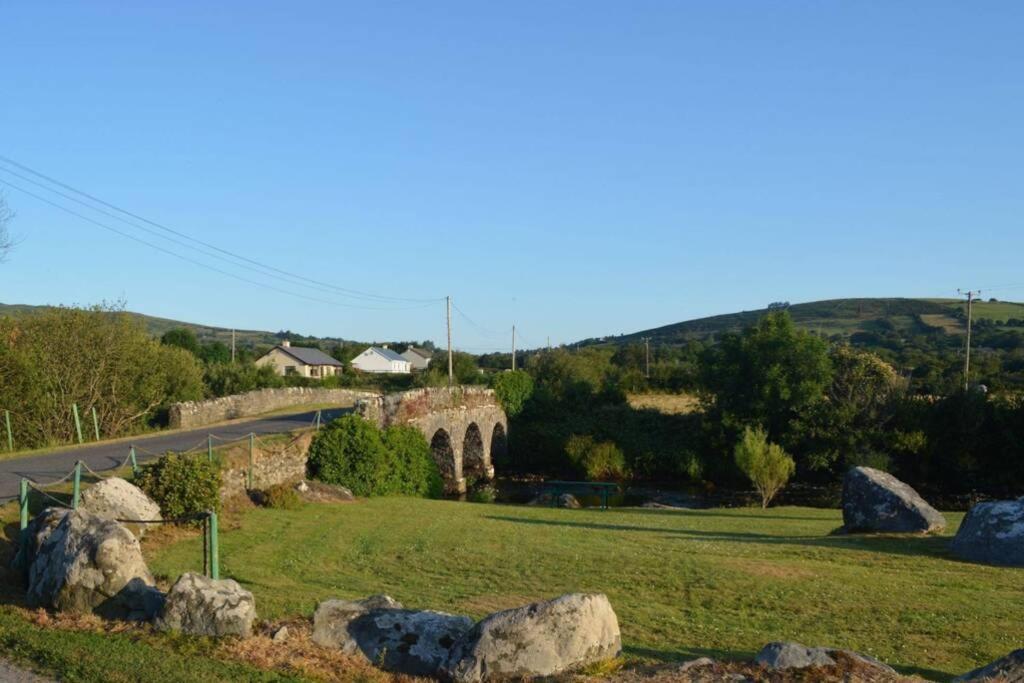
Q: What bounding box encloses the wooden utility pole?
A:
[643,337,651,378]
[231,329,236,363]
[511,325,516,371]
[958,289,980,392]
[446,296,453,389]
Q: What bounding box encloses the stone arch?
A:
[463,422,486,480]
[430,428,460,493]
[490,421,508,469]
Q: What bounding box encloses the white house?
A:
[350,346,412,374]
[255,340,343,378]
[400,346,432,371]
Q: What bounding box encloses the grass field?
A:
[626,392,701,414]
[142,498,1020,682]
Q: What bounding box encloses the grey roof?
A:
[278,345,343,366]
[403,346,432,359]
[370,346,407,362]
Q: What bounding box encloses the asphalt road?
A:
[0,407,349,502]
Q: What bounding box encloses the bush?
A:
[307,416,443,497]
[565,434,627,481]
[135,452,221,520]
[733,426,795,508]
[262,482,301,509]
[468,482,497,503]
[382,425,444,498]
[491,370,534,416]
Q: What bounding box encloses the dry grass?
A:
[627,393,702,415]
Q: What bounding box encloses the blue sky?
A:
[1,2,1022,351]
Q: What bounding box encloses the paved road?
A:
[0,407,349,502]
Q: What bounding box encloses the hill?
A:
[582,297,1024,346]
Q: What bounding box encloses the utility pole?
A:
[642,337,651,379]
[511,325,516,371]
[547,336,551,350]
[958,289,980,392]
[231,329,236,363]
[446,296,453,389]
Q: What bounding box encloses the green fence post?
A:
[247,433,254,490]
[207,435,213,463]
[72,461,82,509]
[129,446,139,476]
[91,407,100,441]
[5,410,13,452]
[208,510,220,580]
[72,404,83,444]
[19,479,29,530]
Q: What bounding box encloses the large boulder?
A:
[950,498,1024,566]
[841,466,946,533]
[26,508,161,620]
[11,507,69,574]
[954,649,1024,682]
[156,572,256,638]
[312,595,472,676]
[80,477,161,538]
[446,593,621,682]
[755,641,896,676]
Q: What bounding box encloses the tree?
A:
[0,193,14,262]
[161,328,200,356]
[733,425,795,508]
[491,370,534,416]
[700,311,832,444]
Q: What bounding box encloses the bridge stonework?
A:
[355,387,507,494]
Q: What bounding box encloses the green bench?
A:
[542,480,620,510]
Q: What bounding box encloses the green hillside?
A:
[588,297,1024,346]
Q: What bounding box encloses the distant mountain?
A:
[0,302,350,350]
[580,297,1024,347]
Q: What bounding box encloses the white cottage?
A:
[350,346,412,374]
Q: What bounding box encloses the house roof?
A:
[403,346,432,359]
[276,345,343,366]
[367,346,407,362]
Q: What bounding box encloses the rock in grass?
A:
[156,572,256,637]
[528,493,581,508]
[446,593,622,682]
[312,595,472,676]
[11,507,69,574]
[80,477,161,539]
[756,641,897,676]
[26,508,162,621]
[841,466,946,533]
[954,649,1024,681]
[950,498,1024,566]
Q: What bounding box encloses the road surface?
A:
[0,407,348,502]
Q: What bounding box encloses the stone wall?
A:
[219,432,314,500]
[169,388,381,429]
[355,386,498,428]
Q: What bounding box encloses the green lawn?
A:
[146,499,1020,681]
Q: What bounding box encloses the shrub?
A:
[382,425,444,498]
[468,483,497,503]
[135,452,221,520]
[307,416,443,497]
[492,370,534,416]
[262,482,301,510]
[565,434,627,481]
[733,426,795,508]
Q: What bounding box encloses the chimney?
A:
[282,340,291,347]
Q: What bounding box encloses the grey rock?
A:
[528,493,582,509]
[26,508,160,620]
[841,466,946,533]
[951,498,1024,566]
[80,477,161,538]
[156,572,256,637]
[954,649,1024,682]
[272,625,289,643]
[446,593,622,682]
[12,508,69,574]
[755,641,896,675]
[312,595,471,676]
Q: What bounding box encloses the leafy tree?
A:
[161,327,200,356]
[135,452,221,520]
[382,425,443,497]
[700,311,832,445]
[565,434,627,481]
[198,341,231,365]
[733,425,795,508]
[203,361,282,397]
[491,370,534,416]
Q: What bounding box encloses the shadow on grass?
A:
[484,515,954,560]
[608,507,838,523]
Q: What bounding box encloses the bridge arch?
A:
[463,422,487,481]
[429,428,459,493]
[490,421,508,467]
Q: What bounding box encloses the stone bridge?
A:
[355,387,507,494]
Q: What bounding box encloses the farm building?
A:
[400,346,432,371]
[350,346,412,374]
[255,340,343,378]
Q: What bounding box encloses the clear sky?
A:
[1,2,1022,351]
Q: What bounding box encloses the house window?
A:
[285,366,297,376]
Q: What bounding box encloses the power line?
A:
[0,154,443,305]
[0,178,440,312]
